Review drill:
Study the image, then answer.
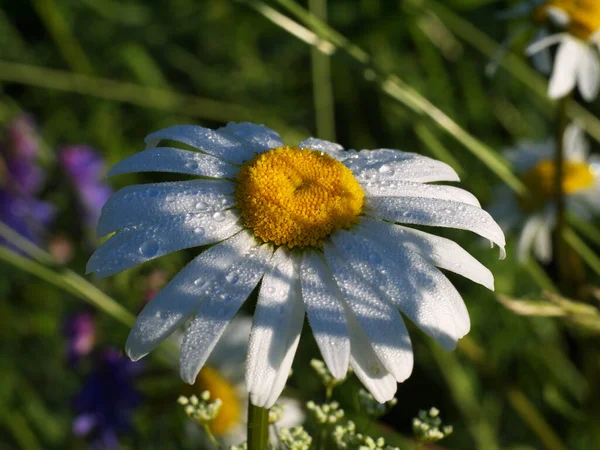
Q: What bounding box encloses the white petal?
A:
[97,180,235,236]
[220,122,284,153]
[548,38,582,99]
[576,46,600,101]
[300,250,350,379]
[246,248,305,408]
[346,150,460,183]
[518,216,544,261]
[366,196,506,259]
[530,29,552,75]
[347,311,397,403]
[145,125,255,164]
[125,231,254,361]
[363,181,480,207]
[533,223,552,263]
[87,209,242,278]
[357,217,494,290]
[563,124,589,162]
[298,137,346,159]
[546,6,570,28]
[180,242,273,384]
[108,147,238,179]
[525,32,565,56]
[332,229,469,351]
[324,242,413,383]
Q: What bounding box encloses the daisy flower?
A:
[489,124,600,262]
[183,316,303,446]
[87,122,505,406]
[524,0,600,100]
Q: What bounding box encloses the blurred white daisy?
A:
[489,124,600,262]
[87,122,505,405]
[182,316,303,446]
[498,0,600,101]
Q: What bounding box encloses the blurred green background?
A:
[1,0,600,449]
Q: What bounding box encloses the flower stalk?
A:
[247,400,269,450]
[553,95,568,275]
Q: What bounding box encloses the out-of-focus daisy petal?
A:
[525,32,566,56]
[220,122,284,153]
[180,242,273,384]
[546,6,570,27]
[246,248,305,408]
[362,181,480,206]
[87,210,242,278]
[145,125,254,164]
[108,147,238,179]
[518,215,545,261]
[324,242,413,383]
[332,229,469,351]
[346,312,397,403]
[125,231,253,361]
[533,222,552,263]
[300,250,350,379]
[577,46,600,101]
[564,124,589,162]
[345,150,460,183]
[548,38,582,99]
[367,196,506,258]
[357,217,494,290]
[97,180,235,236]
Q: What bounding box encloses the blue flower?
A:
[73,349,143,449]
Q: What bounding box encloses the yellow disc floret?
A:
[534,0,600,40]
[235,146,364,248]
[519,159,595,211]
[192,366,242,436]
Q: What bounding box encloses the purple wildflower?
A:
[73,349,143,449]
[59,146,112,229]
[64,312,96,363]
[0,115,54,246]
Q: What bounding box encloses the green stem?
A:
[309,0,336,141]
[202,424,222,449]
[247,400,270,450]
[554,96,569,284]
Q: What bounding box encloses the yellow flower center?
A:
[235,146,364,248]
[194,366,242,436]
[534,0,600,40]
[519,159,595,211]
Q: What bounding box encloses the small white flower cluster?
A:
[412,407,453,443]
[332,421,399,450]
[177,392,222,426]
[268,403,285,424]
[358,389,398,418]
[228,443,247,450]
[278,426,313,450]
[307,400,345,425]
[310,359,351,393]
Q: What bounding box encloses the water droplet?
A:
[194,278,204,286]
[378,164,395,176]
[196,201,209,211]
[148,189,160,197]
[226,272,240,284]
[185,161,199,170]
[165,195,175,202]
[193,227,205,236]
[368,253,382,264]
[139,240,159,257]
[267,286,276,294]
[458,204,467,212]
[212,211,226,222]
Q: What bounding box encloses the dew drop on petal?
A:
[196,201,209,211]
[193,227,205,236]
[212,211,226,222]
[139,240,159,257]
